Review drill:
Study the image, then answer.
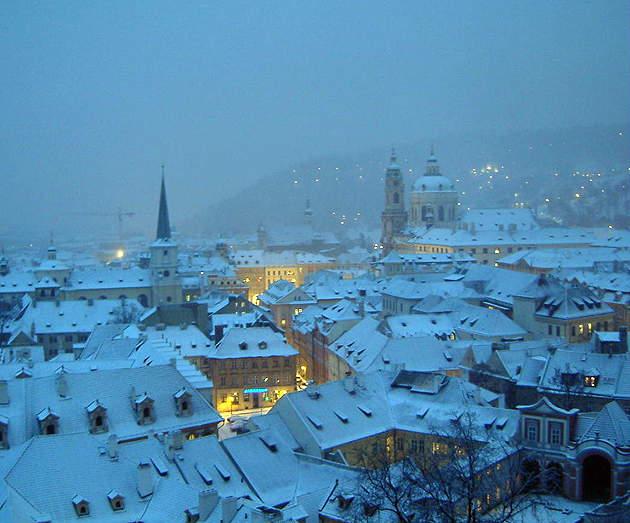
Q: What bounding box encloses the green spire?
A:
[156,166,171,240]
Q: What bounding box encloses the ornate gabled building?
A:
[150,174,180,305]
[380,148,408,255]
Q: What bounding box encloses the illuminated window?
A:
[494,248,500,254]
[584,375,598,387]
[220,394,227,403]
[579,324,584,335]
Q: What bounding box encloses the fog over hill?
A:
[202,123,630,236]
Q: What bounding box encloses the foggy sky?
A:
[1,1,628,242]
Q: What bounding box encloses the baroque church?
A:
[381,148,459,254]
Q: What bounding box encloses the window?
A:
[273,375,280,384]
[507,247,513,253]
[252,360,259,369]
[231,361,238,370]
[432,442,448,454]
[284,358,291,367]
[525,419,539,442]
[571,326,576,336]
[483,248,488,254]
[231,376,238,386]
[410,439,418,453]
[220,394,227,403]
[548,325,552,335]
[242,360,249,369]
[252,375,259,385]
[220,377,226,386]
[232,393,240,405]
[261,360,268,369]
[272,359,279,368]
[220,361,226,370]
[556,326,560,336]
[242,376,249,386]
[548,422,563,445]
[284,373,291,384]
[584,375,598,387]
[65,335,73,342]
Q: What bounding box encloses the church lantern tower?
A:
[150,170,180,306]
[380,148,408,256]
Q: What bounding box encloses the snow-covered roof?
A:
[211,327,297,359]
[64,267,151,291]
[0,364,222,448]
[272,370,517,454]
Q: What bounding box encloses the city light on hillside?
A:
[116,250,124,259]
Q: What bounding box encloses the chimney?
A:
[221,496,238,523]
[354,373,365,388]
[172,430,183,450]
[198,489,219,521]
[55,299,60,307]
[137,462,153,498]
[165,433,175,461]
[0,381,9,405]
[343,375,355,394]
[27,358,35,368]
[56,374,67,398]
[108,434,118,459]
[619,326,628,352]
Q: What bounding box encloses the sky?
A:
[1,0,628,242]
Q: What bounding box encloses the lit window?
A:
[584,375,598,387]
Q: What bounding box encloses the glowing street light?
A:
[116,250,124,259]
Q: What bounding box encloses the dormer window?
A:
[174,388,193,417]
[37,407,60,435]
[135,394,155,425]
[107,490,124,511]
[72,495,90,517]
[86,400,108,434]
[584,375,599,387]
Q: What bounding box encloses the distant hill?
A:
[202,124,629,235]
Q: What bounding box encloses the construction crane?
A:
[66,208,136,253]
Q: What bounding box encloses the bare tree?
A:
[546,363,586,411]
[109,297,144,325]
[346,412,546,523]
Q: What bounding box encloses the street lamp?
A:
[229,395,234,416]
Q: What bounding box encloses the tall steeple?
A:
[156,166,171,241]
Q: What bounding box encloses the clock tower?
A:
[150,172,180,306]
[380,148,408,255]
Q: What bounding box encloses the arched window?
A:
[422,206,427,220]
[138,294,148,307]
[438,206,444,221]
[393,192,399,204]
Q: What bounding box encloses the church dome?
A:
[411,175,455,192]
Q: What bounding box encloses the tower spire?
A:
[156,166,171,240]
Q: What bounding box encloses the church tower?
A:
[150,171,180,306]
[380,148,408,256]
